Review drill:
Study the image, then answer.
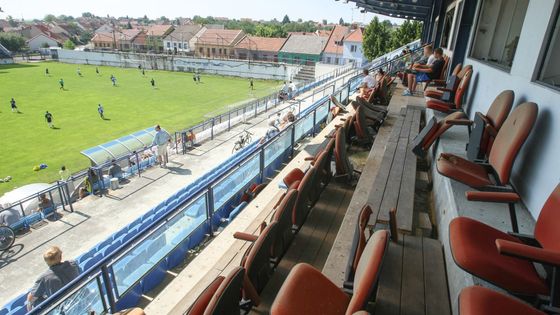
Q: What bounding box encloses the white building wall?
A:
[463,0,560,219]
[56,49,298,80]
[28,35,59,51]
[322,52,345,65]
[342,41,366,67]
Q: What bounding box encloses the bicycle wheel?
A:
[0,226,15,251]
[232,143,241,154]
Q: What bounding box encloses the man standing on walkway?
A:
[26,246,79,311]
[152,124,171,168]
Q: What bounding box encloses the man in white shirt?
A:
[288,81,297,98]
[359,69,376,98]
[152,124,171,167]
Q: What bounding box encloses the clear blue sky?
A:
[0,0,404,25]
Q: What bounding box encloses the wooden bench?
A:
[367,105,422,233]
[375,234,451,315]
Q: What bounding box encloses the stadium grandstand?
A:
[1,0,560,315]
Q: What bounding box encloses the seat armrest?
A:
[465,191,520,203]
[445,119,473,126]
[233,232,258,242]
[342,281,353,291]
[340,118,347,121]
[304,156,315,161]
[485,124,498,137]
[496,239,560,266]
[507,232,540,246]
[437,87,454,92]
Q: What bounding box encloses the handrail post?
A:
[101,265,117,312]
[228,111,231,131]
[207,187,215,234]
[211,118,215,140]
[259,148,265,182]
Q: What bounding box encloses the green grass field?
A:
[0,62,280,195]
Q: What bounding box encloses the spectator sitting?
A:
[403,47,445,96]
[0,203,21,227]
[85,168,99,194]
[108,160,124,182]
[413,45,435,66]
[279,111,296,130]
[37,194,54,213]
[27,246,80,311]
[359,69,376,98]
[259,120,281,144]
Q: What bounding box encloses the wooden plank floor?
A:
[375,235,451,315]
[249,181,354,314]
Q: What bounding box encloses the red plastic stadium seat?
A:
[459,286,546,315]
[345,205,373,285]
[437,102,538,232]
[271,230,389,315]
[449,185,560,299]
[270,189,298,259]
[185,276,225,315]
[424,64,469,99]
[426,69,472,113]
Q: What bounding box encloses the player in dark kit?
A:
[45,111,54,128]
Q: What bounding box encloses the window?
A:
[326,57,331,63]
[538,9,560,89]
[166,42,170,48]
[173,42,177,48]
[211,48,216,54]
[441,6,455,48]
[470,0,529,70]
[350,45,357,52]
[219,48,222,54]
[335,58,339,64]
[178,43,182,49]
[199,47,203,54]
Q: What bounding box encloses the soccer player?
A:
[45,68,49,76]
[196,73,201,83]
[250,79,254,90]
[10,98,18,113]
[193,73,197,84]
[77,67,82,76]
[142,69,145,76]
[110,75,116,86]
[45,111,54,128]
[150,78,155,88]
[96,67,100,76]
[59,78,64,90]
[98,104,104,119]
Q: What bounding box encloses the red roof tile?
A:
[235,36,287,52]
[323,25,349,54]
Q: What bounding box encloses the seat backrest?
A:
[439,55,450,80]
[185,276,225,315]
[203,266,245,315]
[457,65,473,80]
[481,90,514,155]
[354,106,368,139]
[451,63,462,77]
[243,222,278,298]
[488,102,538,185]
[346,230,390,314]
[453,69,472,109]
[485,90,514,131]
[345,205,373,283]
[534,185,560,252]
[293,167,317,227]
[272,189,298,257]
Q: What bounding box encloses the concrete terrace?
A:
[0,68,356,306]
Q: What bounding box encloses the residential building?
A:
[278,34,328,64]
[143,25,174,52]
[322,25,349,65]
[194,29,245,58]
[132,30,148,52]
[27,34,60,50]
[118,29,142,51]
[234,36,287,61]
[91,32,115,50]
[95,24,114,34]
[162,25,204,54]
[342,27,366,67]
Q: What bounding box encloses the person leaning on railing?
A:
[27,246,79,311]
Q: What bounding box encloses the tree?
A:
[82,12,94,18]
[282,15,290,24]
[255,24,287,38]
[0,33,26,52]
[362,16,392,60]
[79,31,93,44]
[390,20,423,50]
[339,18,344,25]
[44,14,56,23]
[63,39,76,50]
[322,19,328,25]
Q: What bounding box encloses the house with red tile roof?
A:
[342,27,366,67]
[162,25,204,54]
[194,29,245,58]
[142,25,174,52]
[322,25,350,65]
[234,36,287,62]
[91,32,115,50]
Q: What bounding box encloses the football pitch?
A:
[0,62,281,195]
